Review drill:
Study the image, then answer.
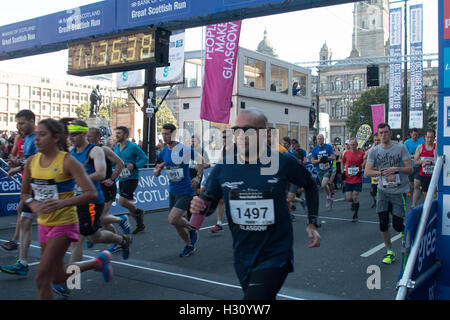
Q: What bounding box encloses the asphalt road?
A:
[0,184,417,301]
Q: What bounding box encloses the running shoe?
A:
[382,250,396,264]
[351,212,358,223]
[189,229,198,247]
[179,245,196,257]
[132,224,146,234]
[86,238,94,249]
[1,240,18,251]
[406,192,411,197]
[119,215,131,235]
[132,209,146,234]
[95,250,113,282]
[107,243,123,253]
[211,224,223,233]
[122,235,131,260]
[52,283,70,298]
[0,261,28,276]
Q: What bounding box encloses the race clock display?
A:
[68,28,170,76]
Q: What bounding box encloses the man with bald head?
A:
[311,134,336,210]
[190,108,321,300]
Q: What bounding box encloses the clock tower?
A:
[351,0,390,58]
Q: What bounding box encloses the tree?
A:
[155,99,177,133]
[346,85,437,142]
[346,85,388,136]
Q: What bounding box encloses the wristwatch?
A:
[307,216,321,228]
[25,197,34,205]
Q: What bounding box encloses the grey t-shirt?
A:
[367,141,411,194]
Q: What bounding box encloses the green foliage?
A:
[346,85,388,136]
[156,99,177,133]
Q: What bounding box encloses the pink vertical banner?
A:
[200,21,242,124]
[371,104,386,133]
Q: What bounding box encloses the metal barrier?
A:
[396,155,445,300]
[0,158,21,187]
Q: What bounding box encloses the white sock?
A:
[217,220,222,226]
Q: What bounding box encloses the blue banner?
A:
[0,0,356,59]
[388,7,403,129]
[409,4,423,129]
[109,167,212,215]
[0,171,21,217]
[400,201,438,300]
[0,0,115,55]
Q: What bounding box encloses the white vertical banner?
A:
[409,4,423,128]
[156,30,185,85]
[388,7,403,129]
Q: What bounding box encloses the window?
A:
[42,89,51,100]
[292,71,307,96]
[335,78,342,92]
[9,85,19,98]
[0,113,7,123]
[184,59,203,88]
[62,91,70,101]
[32,87,41,98]
[270,65,288,94]
[71,92,79,102]
[32,102,40,111]
[0,83,7,97]
[9,99,19,112]
[52,90,61,101]
[20,86,30,99]
[353,77,361,91]
[0,98,6,112]
[244,56,266,89]
[20,100,29,110]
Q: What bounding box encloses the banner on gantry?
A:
[409,4,423,129]
[388,7,403,129]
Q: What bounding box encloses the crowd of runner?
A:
[0,108,437,300]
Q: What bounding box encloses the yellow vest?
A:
[30,152,78,226]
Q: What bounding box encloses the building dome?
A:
[256,29,277,57]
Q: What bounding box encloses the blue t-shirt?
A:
[311,144,334,171]
[404,137,425,167]
[203,151,319,283]
[71,144,104,204]
[23,133,37,158]
[157,143,197,195]
[114,141,148,182]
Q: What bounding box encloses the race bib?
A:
[372,176,379,183]
[229,190,275,230]
[166,166,184,182]
[119,168,132,178]
[423,164,434,175]
[380,174,401,188]
[347,166,359,176]
[421,157,435,175]
[30,178,59,202]
[319,162,330,170]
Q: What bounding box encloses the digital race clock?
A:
[67,28,170,76]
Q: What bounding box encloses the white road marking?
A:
[360,234,402,258]
[0,238,302,300]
